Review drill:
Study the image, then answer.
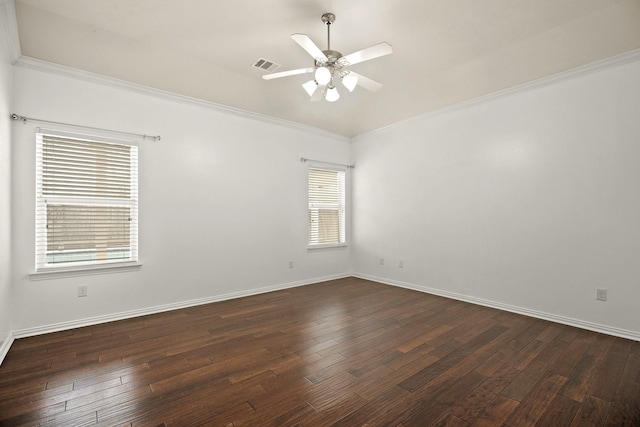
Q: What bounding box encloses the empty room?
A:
[1,1,639,425]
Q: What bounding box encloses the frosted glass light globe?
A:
[342,74,358,92]
[302,80,317,96]
[326,86,340,102]
[315,67,332,85]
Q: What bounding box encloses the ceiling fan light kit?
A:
[262,12,392,102]
[341,73,358,92]
[325,85,340,102]
[302,80,317,96]
[315,66,332,85]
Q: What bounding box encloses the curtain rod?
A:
[10,114,161,141]
[300,157,354,169]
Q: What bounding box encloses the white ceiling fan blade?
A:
[349,72,383,92]
[291,34,328,61]
[342,42,392,66]
[310,84,327,102]
[262,67,314,80]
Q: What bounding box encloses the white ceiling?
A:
[13,0,640,137]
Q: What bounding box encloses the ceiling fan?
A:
[262,12,392,102]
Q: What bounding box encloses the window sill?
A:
[29,262,142,280]
[307,243,348,250]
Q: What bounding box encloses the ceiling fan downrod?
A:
[322,13,335,51]
[317,13,342,69]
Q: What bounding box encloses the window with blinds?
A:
[35,132,138,271]
[308,167,346,247]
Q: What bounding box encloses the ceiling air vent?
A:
[252,58,280,73]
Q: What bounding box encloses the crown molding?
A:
[12,55,350,143]
[354,48,640,141]
[0,0,21,64]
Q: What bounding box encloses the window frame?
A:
[307,165,347,249]
[33,129,140,276]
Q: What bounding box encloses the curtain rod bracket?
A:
[11,113,26,123]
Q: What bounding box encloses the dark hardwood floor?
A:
[0,277,638,426]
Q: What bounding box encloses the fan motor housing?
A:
[316,49,343,66]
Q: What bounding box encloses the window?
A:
[308,167,346,247]
[35,131,138,271]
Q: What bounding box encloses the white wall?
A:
[11,64,352,332]
[0,2,14,352]
[352,57,640,338]
[6,26,640,342]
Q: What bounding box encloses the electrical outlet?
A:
[596,288,607,301]
[399,260,404,268]
[379,258,384,266]
[78,285,88,297]
[288,261,294,269]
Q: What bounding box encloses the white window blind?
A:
[308,167,345,246]
[35,132,138,271]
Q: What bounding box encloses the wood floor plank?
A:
[469,395,520,427]
[334,386,412,426]
[0,277,637,426]
[356,353,440,401]
[604,401,640,426]
[561,352,601,402]
[611,341,640,409]
[503,371,566,426]
[385,343,437,371]
[500,359,547,402]
[535,394,580,426]
[472,340,522,377]
[396,324,453,353]
[449,364,520,422]
[588,337,631,401]
[548,336,591,376]
[508,339,547,370]
[0,378,119,420]
[399,325,507,392]
[571,394,610,427]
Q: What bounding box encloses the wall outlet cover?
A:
[596,288,607,301]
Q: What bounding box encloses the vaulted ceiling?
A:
[13,0,640,137]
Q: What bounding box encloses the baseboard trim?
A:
[12,272,638,344]
[0,331,15,366]
[12,273,350,339]
[354,273,640,342]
